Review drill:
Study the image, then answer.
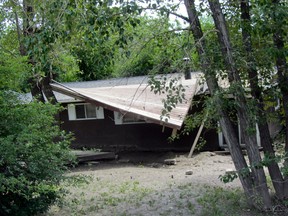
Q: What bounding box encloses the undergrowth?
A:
[45,174,288,216]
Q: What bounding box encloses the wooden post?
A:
[171,128,177,137]
[188,120,205,158]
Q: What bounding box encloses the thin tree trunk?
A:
[28,77,45,102]
[22,0,45,101]
[23,0,34,37]
[41,76,57,105]
[240,0,284,200]
[21,0,57,104]
[271,0,288,198]
[208,0,272,209]
[184,0,255,207]
[14,10,26,56]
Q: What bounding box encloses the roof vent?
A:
[183,57,191,80]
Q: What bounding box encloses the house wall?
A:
[59,103,220,152]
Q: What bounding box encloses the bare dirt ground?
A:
[46,151,256,216]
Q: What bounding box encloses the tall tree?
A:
[2,0,288,211]
[183,0,288,209]
[240,0,285,200]
[270,0,288,197]
[184,0,256,207]
[208,0,272,208]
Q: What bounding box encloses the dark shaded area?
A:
[60,105,220,152]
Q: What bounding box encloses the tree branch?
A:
[141,7,190,22]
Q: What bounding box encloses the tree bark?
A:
[23,0,34,37]
[184,0,255,207]
[41,76,57,105]
[28,76,45,102]
[22,0,45,101]
[208,0,272,209]
[271,0,288,198]
[21,0,57,104]
[14,10,26,56]
[240,0,284,200]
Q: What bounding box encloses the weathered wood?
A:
[72,151,115,162]
[164,159,177,165]
[171,128,177,137]
[188,120,205,158]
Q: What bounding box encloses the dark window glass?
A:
[123,114,145,123]
[75,105,85,119]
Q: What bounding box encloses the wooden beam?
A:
[171,128,178,137]
[188,120,205,158]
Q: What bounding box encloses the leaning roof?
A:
[51,72,203,130]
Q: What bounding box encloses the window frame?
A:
[218,117,260,148]
[67,103,104,121]
[114,111,146,125]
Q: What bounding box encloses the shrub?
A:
[0,91,75,216]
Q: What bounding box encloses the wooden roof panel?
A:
[51,76,200,129]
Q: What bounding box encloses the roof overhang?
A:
[51,78,199,130]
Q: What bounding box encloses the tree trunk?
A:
[208,0,272,209]
[28,76,45,102]
[41,76,57,105]
[271,0,288,198]
[14,10,26,56]
[240,0,284,200]
[23,0,34,37]
[22,0,44,100]
[21,0,57,104]
[184,0,255,207]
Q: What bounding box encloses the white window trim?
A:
[67,103,104,120]
[114,111,123,125]
[218,120,260,148]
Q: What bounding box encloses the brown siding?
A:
[60,104,220,152]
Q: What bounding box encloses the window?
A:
[114,111,146,125]
[67,103,104,120]
[218,118,260,148]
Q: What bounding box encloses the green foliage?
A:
[219,152,288,184]
[197,186,253,216]
[48,45,81,82]
[62,0,143,80]
[0,91,75,216]
[112,17,195,77]
[0,30,32,91]
[71,42,114,81]
[0,54,31,91]
[219,171,239,184]
[51,178,153,215]
[195,137,207,151]
[149,75,186,122]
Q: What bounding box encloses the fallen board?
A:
[72,150,115,162]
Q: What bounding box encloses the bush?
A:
[0,91,75,216]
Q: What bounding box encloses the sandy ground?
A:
[47,151,247,216]
[81,151,242,188]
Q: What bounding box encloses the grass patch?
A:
[46,175,274,215]
[197,185,260,216]
[45,176,154,215]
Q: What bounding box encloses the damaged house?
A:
[49,72,221,152]
[46,71,280,152]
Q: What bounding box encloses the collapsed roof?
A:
[50,73,204,130]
